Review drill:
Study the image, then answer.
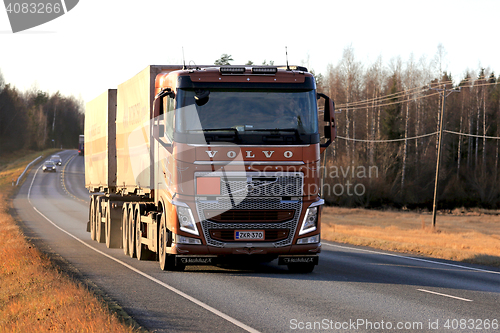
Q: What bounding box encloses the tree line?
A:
[319,45,500,210]
[0,69,84,155]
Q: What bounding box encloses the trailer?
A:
[85,65,336,272]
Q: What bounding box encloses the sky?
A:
[0,0,499,104]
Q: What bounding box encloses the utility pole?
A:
[430,84,460,228]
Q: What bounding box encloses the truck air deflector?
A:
[177,76,315,90]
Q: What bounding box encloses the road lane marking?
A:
[323,242,500,275]
[417,289,473,302]
[60,153,87,203]
[26,163,261,333]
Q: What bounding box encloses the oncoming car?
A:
[50,155,62,166]
[42,161,57,172]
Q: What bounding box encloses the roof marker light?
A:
[220,67,245,74]
[252,67,278,74]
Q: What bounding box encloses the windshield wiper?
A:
[188,128,240,142]
[245,128,300,134]
[245,128,301,143]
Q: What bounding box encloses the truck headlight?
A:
[299,206,318,235]
[176,205,199,236]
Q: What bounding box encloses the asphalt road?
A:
[13,150,500,333]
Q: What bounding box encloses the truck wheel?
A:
[287,263,315,273]
[135,204,154,260]
[128,205,136,258]
[96,197,106,243]
[122,204,129,256]
[105,200,122,248]
[159,212,185,271]
[90,196,96,241]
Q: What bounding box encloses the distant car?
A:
[50,155,62,166]
[42,161,57,172]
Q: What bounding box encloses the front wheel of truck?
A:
[158,212,185,271]
[287,263,315,273]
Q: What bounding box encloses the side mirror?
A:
[153,88,175,118]
[317,93,336,152]
[153,96,163,118]
[152,93,173,154]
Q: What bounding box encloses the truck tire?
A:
[128,204,136,258]
[90,196,96,241]
[96,197,106,243]
[287,263,315,273]
[159,212,184,271]
[135,204,154,260]
[122,203,129,256]
[105,200,122,249]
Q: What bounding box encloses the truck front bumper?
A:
[169,242,321,266]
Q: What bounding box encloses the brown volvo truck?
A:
[85,65,335,272]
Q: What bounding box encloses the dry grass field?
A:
[321,206,500,266]
[0,150,141,332]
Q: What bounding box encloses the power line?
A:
[335,78,497,111]
[444,130,500,140]
[336,131,438,143]
[338,91,441,111]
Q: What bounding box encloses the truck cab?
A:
[149,66,335,271]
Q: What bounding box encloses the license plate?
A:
[234,230,265,240]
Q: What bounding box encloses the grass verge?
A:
[0,150,142,332]
[321,206,500,267]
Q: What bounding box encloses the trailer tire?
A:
[135,204,154,260]
[122,203,129,256]
[105,200,122,248]
[90,196,96,241]
[128,204,136,258]
[96,197,106,243]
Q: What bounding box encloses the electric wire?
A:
[336,131,438,143]
[444,130,500,140]
[335,77,497,111]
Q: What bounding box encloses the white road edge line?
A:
[27,162,261,333]
[417,289,473,302]
[323,242,500,275]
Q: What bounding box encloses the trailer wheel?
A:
[96,197,106,243]
[135,204,154,260]
[127,204,136,258]
[90,196,96,241]
[105,200,122,248]
[287,263,315,273]
[159,212,184,271]
[122,203,129,256]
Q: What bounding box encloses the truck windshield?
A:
[175,89,318,136]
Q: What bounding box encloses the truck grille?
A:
[220,174,303,197]
[205,209,294,223]
[196,197,302,248]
